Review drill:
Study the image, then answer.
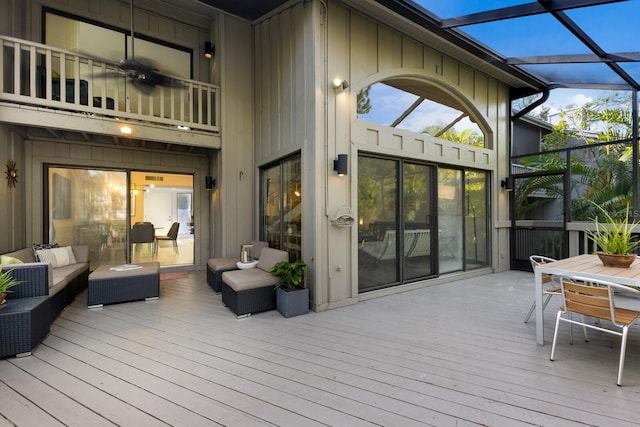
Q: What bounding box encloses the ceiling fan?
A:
[110,0,185,95]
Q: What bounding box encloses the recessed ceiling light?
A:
[120,125,132,135]
[177,125,190,130]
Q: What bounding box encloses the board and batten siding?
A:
[251,2,512,311]
[344,8,508,172]
[253,4,315,164]
[252,2,327,308]
[332,5,511,307]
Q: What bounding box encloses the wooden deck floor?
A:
[2,270,640,426]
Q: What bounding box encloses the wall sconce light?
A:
[205,176,215,189]
[333,78,349,92]
[501,176,513,191]
[204,41,215,59]
[333,154,348,176]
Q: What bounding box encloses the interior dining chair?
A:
[524,255,560,323]
[156,222,180,254]
[131,222,155,254]
[550,276,640,386]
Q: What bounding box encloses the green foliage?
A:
[585,202,640,255]
[0,269,21,294]
[357,85,372,115]
[422,126,484,147]
[516,92,635,222]
[270,260,306,291]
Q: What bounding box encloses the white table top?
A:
[538,254,640,286]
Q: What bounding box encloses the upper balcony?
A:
[0,36,220,149]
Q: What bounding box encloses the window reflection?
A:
[261,155,302,260]
[357,81,485,147]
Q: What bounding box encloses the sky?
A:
[359,1,639,132]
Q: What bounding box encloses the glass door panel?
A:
[358,157,398,291]
[260,155,302,260]
[48,167,128,269]
[438,168,464,273]
[465,171,488,269]
[263,165,282,250]
[282,158,302,256]
[403,162,434,280]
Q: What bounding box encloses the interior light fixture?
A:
[333,154,348,176]
[333,78,349,92]
[501,176,513,191]
[120,125,132,135]
[204,41,214,59]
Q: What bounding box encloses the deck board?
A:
[2,270,640,426]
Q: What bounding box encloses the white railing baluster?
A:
[0,35,219,133]
[29,45,36,98]
[13,41,21,95]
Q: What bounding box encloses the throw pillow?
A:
[32,243,59,261]
[35,246,77,268]
[0,255,23,265]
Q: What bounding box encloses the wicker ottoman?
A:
[221,270,278,318]
[88,262,160,308]
[206,257,238,293]
[0,296,50,358]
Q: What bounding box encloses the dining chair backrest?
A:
[530,255,557,284]
[561,279,613,321]
[131,222,154,243]
[559,277,640,327]
[166,222,180,240]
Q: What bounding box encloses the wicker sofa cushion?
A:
[207,257,238,271]
[257,248,288,272]
[250,240,269,259]
[6,248,38,263]
[222,269,279,291]
[35,246,77,268]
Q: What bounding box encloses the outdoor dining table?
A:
[533,253,640,345]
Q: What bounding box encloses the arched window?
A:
[357,79,486,148]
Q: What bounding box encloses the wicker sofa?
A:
[207,240,269,293]
[0,245,89,358]
[1,245,90,322]
[221,247,289,317]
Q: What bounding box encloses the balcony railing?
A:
[0,36,219,133]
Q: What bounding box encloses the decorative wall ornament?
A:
[5,160,18,188]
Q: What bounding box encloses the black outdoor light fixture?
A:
[205,175,215,189]
[333,154,348,176]
[501,176,513,191]
[204,41,214,59]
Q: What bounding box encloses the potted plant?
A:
[0,269,21,305]
[270,259,309,318]
[585,202,640,267]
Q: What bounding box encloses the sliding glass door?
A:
[46,166,194,269]
[357,154,490,292]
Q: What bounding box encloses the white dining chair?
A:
[524,255,560,323]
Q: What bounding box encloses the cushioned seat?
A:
[207,240,269,293]
[206,257,237,293]
[221,247,288,318]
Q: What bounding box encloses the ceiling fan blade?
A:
[94,71,126,80]
[131,78,155,96]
